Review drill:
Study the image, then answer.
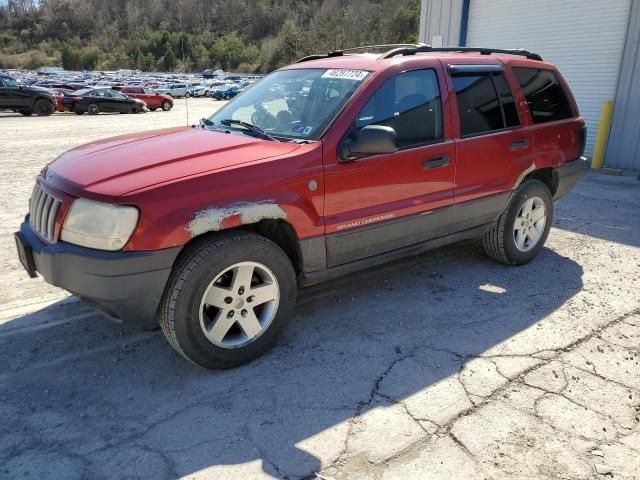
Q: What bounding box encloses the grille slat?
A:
[29,184,60,242]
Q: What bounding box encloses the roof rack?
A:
[380,44,543,61]
[295,43,543,63]
[295,44,416,63]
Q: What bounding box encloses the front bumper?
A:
[553,156,588,201]
[16,220,181,325]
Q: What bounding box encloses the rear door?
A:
[323,67,456,267]
[446,63,533,231]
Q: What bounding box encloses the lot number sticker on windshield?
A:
[321,69,369,81]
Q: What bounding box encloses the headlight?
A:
[61,198,139,251]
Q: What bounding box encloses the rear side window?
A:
[452,71,520,137]
[513,68,573,123]
[356,69,443,147]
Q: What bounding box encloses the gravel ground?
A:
[1,102,639,480]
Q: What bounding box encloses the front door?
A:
[324,68,456,268]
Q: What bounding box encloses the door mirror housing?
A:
[341,125,398,160]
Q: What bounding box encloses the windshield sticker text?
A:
[321,69,369,81]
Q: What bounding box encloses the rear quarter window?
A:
[513,68,573,124]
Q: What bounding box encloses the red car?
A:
[48,88,74,112]
[115,86,173,111]
[16,45,586,369]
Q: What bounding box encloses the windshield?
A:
[209,68,370,141]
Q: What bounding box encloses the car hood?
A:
[45,127,301,199]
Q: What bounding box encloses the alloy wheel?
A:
[513,196,547,252]
[199,261,280,349]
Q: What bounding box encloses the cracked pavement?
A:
[1,105,640,479]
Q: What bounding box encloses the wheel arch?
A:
[520,167,558,196]
[175,219,305,276]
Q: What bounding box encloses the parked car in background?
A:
[64,87,147,115]
[187,85,208,97]
[209,85,242,100]
[114,86,173,111]
[0,74,55,116]
[33,81,78,90]
[156,83,191,98]
[48,87,74,112]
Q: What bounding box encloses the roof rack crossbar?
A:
[295,44,418,63]
[379,45,543,61]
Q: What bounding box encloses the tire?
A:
[160,231,297,369]
[34,99,54,116]
[19,109,32,116]
[162,101,171,111]
[185,92,191,98]
[224,94,230,100]
[87,103,99,115]
[482,179,553,265]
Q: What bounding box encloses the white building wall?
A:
[419,0,464,46]
[465,0,632,156]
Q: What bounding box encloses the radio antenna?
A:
[179,7,189,126]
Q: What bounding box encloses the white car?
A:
[156,83,191,98]
[187,85,208,97]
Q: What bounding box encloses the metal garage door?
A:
[466,0,632,156]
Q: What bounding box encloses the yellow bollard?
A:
[591,100,614,169]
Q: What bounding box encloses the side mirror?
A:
[341,125,398,160]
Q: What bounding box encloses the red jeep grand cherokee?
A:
[16,45,586,369]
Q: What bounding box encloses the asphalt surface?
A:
[1,101,639,479]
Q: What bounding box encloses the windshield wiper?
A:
[218,119,279,142]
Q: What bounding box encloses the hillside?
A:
[0,0,419,72]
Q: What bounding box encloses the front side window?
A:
[355,69,443,147]
[453,71,520,136]
[209,68,370,141]
[513,67,573,124]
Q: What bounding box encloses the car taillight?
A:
[72,96,83,101]
[577,121,587,157]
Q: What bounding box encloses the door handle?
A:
[422,156,450,170]
[510,139,529,151]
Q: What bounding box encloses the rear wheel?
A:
[87,103,99,115]
[483,179,553,265]
[162,101,172,111]
[160,231,296,369]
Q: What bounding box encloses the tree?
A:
[163,46,177,71]
[60,43,79,70]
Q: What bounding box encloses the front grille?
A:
[29,183,61,242]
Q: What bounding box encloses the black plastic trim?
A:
[553,156,587,201]
[17,220,181,325]
[302,223,493,286]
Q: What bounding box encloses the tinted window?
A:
[513,68,573,124]
[356,69,442,147]
[453,74,504,136]
[492,74,520,127]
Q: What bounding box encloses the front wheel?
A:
[161,101,171,111]
[34,99,54,116]
[160,232,297,369]
[482,179,553,265]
